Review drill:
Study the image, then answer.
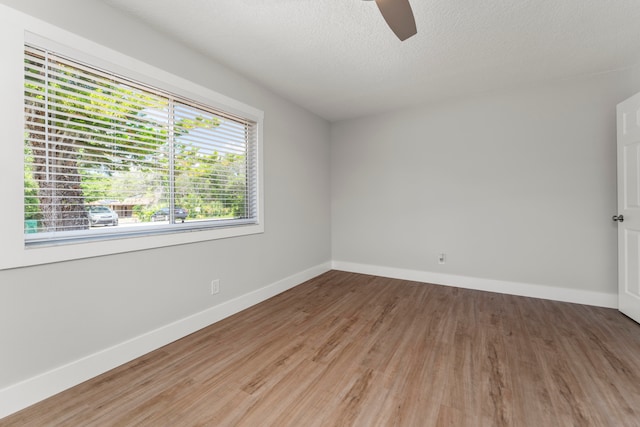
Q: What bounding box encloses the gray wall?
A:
[0,0,331,389]
[332,67,640,295]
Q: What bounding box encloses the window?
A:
[23,44,260,247]
[0,14,264,269]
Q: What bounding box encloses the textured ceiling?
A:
[101,0,640,122]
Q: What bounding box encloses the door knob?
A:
[613,214,624,222]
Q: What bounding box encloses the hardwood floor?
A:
[3,270,640,426]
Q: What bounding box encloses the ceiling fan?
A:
[364,0,417,41]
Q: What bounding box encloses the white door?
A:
[617,93,640,323]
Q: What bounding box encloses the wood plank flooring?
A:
[3,270,640,426]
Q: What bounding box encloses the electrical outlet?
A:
[438,253,446,264]
[210,279,220,295]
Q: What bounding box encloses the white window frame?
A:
[0,8,264,270]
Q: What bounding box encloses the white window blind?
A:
[24,44,258,245]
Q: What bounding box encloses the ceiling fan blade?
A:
[374,0,417,41]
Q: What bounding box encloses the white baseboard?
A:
[332,261,618,309]
[0,260,617,419]
[0,262,331,419]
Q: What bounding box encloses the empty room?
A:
[1,0,640,425]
